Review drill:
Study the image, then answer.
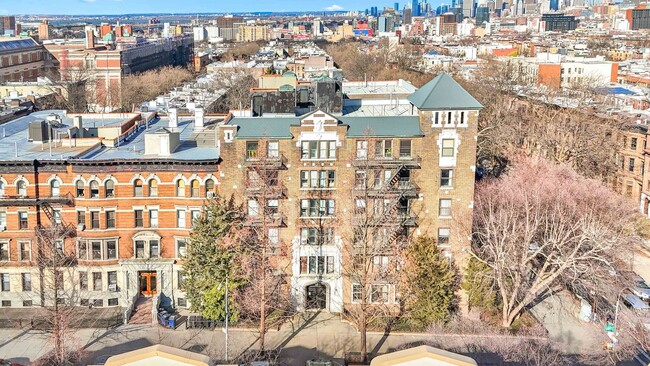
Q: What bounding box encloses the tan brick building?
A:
[217,73,482,312]
[615,124,646,204]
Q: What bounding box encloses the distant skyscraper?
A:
[550,0,559,10]
[462,0,474,17]
[404,7,413,23]
[412,0,420,16]
[395,2,400,11]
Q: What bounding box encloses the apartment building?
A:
[615,124,646,203]
[217,73,482,312]
[0,109,221,314]
[0,37,50,83]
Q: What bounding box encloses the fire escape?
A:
[241,148,288,230]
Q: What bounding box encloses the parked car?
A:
[628,273,650,301]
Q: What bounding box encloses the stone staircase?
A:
[128,297,153,325]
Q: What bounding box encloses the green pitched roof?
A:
[342,116,423,138]
[407,72,483,111]
[229,117,299,139]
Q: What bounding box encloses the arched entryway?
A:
[305,283,327,310]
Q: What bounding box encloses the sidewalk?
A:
[0,311,433,365]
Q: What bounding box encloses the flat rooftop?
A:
[0,110,223,163]
[342,79,417,97]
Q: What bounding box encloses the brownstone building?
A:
[217,73,482,312]
[0,110,221,314]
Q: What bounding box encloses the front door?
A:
[306,283,327,310]
[139,271,157,296]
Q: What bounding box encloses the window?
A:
[439,199,452,217]
[93,299,103,307]
[459,111,466,125]
[373,256,389,273]
[105,180,115,197]
[90,211,100,229]
[135,240,145,259]
[191,210,200,227]
[352,284,363,302]
[300,227,334,245]
[78,241,88,259]
[1,273,9,291]
[438,228,450,246]
[300,170,335,189]
[134,210,144,227]
[0,242,8,261]
[441,139,455,157]
[149,180,158,197]
[22,273,31,291]
[629,158,635,173]
[299,256,335,274]
[176,180,186,197]
[246,141,259,159]
[77,211,86,227]
[178,271,185,290]
[108,271,117,291]
[626,182,634,197]
[433,111,440,126]
[375,140,392,158]
[108,298,118,306]
[76,180,85,197]
[149,209,159,227]
[190,180,200,198]
[300,199,335,218]
[50,180,60,197]
[150,240,160,258]
[106,240,117,259]
[268,228,279,246]
[23,300,32,307]
[106,210,116,229]
[19,242,31,261]
[248,199,259,216]
[133,179,143,197]
[93,272,102,291]
[0,211,5,229]
[205,179,216,197]
[79,272,88,290]
[631,137,638,150]
[91,241,102,260]
[268,140,279,158]
[17,180,27,196]
[356,140,368,159]
[176,239,187,258]
[177,209,186,228]
[267,200,279,215]
[89,180,99,198]
[371,284,389,303]
[19,211,28,230]
[399,140,411,158]
[53,209,62,224]
[0,181,4,197]
[301,140,336,159]
[1,300,10,307]
[440,169,453,187]
[447,111,453,124]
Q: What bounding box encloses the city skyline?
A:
[0,0,439,16]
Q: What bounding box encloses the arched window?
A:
[134,179,143,197]
[105,180,115,198]
[17,180,27,197]
[176,180,186,197]
[205,179,215,198]
[190,179,200,198]
[0,181,4,197]
[75,180,85,197]
[149,180,158,197]
[89,180,99,198]
[50,180,60,197]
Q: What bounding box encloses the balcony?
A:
[351,155,421,168]
[242,153,287,170]
[0,193,75,207]
[244,212,287,227]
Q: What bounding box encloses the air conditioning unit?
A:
[0,225,5,232]
[206,192,216,199]
[77,224,85,231]
[108,284,118,292]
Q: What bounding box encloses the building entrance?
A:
[139,271,157,296]
[306,283,327,310]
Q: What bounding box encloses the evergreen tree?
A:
[403,236,458,329]
[462,256,499,312]
[182,196,247,321]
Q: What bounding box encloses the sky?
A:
[0,0,404,15]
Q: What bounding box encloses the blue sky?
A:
[1,0,404,15]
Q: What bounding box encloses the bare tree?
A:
[208,71,257,113]
[470,157,638,328]
[341,136,419,362]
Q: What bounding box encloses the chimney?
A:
[73,116,84,138]
[168,108,178,129]
[194,107,205,129]
[85,30,95,49]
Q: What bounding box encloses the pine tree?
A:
[403,236,458,329]
[462,256,499,312]
[182,196,247,321]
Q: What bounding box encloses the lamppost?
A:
[218,275,229,362]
